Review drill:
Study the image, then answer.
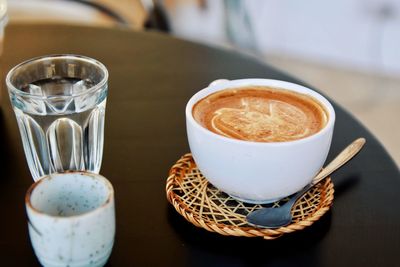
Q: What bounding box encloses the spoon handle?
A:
[312,138,366,185]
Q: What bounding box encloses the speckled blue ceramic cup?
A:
[25,172,115,267]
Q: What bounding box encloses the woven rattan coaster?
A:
[166,154,335,240]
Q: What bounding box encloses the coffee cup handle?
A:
[208,79,230,87]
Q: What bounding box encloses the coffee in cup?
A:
[192,86,328,142]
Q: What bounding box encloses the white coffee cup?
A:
[186,79,335,203]
[25,172,115,267]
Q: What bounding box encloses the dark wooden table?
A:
[1,23,399,267]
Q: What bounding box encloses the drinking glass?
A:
[6,55,108,181]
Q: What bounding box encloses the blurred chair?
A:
[7,0,147,29]
[141,0,170,31]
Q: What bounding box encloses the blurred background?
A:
[5,0,400,166]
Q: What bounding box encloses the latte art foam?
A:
[193,86,328,142]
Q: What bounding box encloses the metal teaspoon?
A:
[246,138,366,228]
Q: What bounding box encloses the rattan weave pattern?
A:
[166,154,334,240]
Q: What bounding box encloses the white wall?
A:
[246,0,400,76]
[166,0,400,76]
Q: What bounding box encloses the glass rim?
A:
[6,54,109,100]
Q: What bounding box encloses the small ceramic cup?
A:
[186,79,335,204]
[25,172,115,267]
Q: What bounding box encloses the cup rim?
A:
[186,78,336,146]
[25,171,114,220]
[6,54,108,100]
